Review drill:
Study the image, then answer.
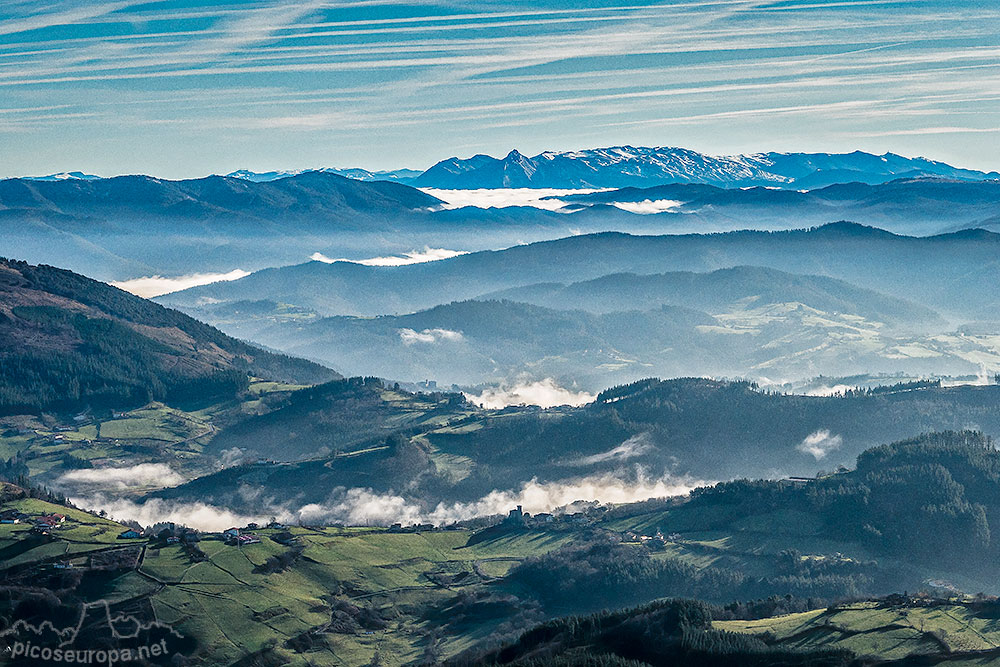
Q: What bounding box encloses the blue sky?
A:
[1,0,998,178]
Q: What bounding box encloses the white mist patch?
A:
[804,384,855,397]
[466,379,595,409]
[942,366,993,387]
[399,328,464,345]
[293,489,423,526]
[286,470,704,526]
[56,464,184,492]
[73,496,269,532]
[111,269,250,298]
[421,187,609,212]
[611,199,682,214]
[797,429,843,460]
[310,247,468,266]
[567,433,654,466]
[71,472,706,530]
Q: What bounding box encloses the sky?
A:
[0,0,998,179]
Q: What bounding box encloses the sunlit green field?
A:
[717,601,1000,661]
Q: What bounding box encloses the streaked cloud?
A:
[1,0,998,176]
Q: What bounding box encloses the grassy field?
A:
[717,601,1000,661]
[135,527,576,665]
[0,382,325,494]
[0,497,572,667]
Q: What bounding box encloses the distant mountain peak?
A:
[23,171,101,181]
[223,166,421,184]
[414,146,997,190]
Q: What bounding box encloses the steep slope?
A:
[0,257,338,414]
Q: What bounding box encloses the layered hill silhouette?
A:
[161,223,1000,320]
[3,169,1000,281]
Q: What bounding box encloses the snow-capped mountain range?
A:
[24,171,102,181]
[413,146,999,190]
[225,167,421,183]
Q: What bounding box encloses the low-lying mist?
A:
[465,378,596,408]
[71,469,704,532]
[111,269,250,298]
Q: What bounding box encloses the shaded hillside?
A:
[149,379,1000,513]
[0,258,338,414]
[454,598,856,667]
[204,376,473,461]
[610,430,1000,577]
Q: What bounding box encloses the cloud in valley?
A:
[72,496,270,533]
[290,469,705,527]
[420,187,609,212]
[797,429,843,460]
[398,328,464,345]
[111,269,250,298]
[466,379,595,408]
[310,247,468,266]
[611,199,682,214]
[69,469,704,531]
[56,463,184,491]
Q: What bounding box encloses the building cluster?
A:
[504,505,597,528]
[223,526,263,545]
[1,510,67,535]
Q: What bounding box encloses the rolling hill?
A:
[158,228,1000,386]
[199,292,986,389]
[480,266,942,324]
[0,257,338,415]
[0,171,456,280]
[159,223,1000,321]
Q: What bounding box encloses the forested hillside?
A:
[0,258,338,414]
[148,379,1000,515]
